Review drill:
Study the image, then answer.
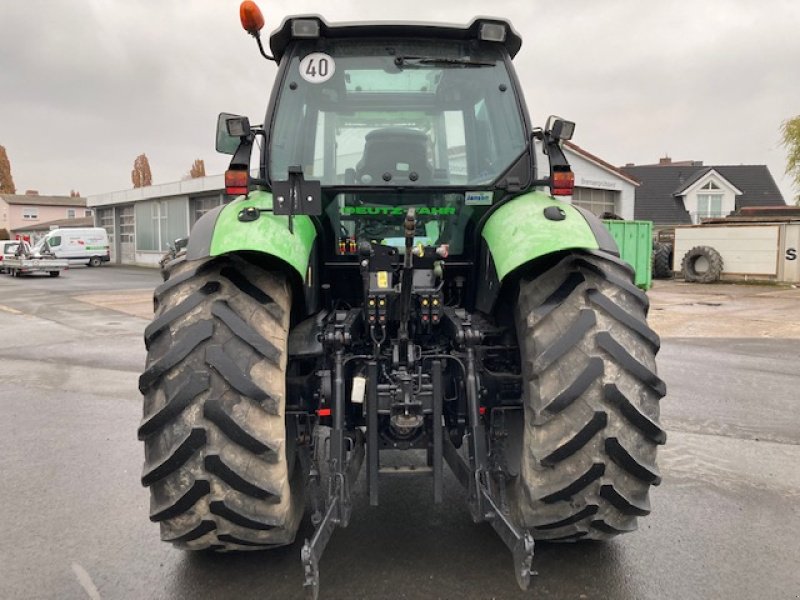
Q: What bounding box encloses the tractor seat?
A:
[354,128,433,184]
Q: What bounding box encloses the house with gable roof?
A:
[621,157,785,226]
[0,193,91,239]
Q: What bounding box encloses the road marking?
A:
[0,304,22,315]
[71,562,102,600]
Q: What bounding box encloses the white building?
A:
[87,175,226,266]
[560,142,638,220]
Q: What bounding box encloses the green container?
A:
[602,220,653,290]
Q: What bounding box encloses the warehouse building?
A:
[87,175,226,266]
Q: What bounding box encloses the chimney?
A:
[25,189,40,195]
[659,156,672,166]
[624,162,635,167]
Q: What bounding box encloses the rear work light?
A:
[291,18,321,38]
[225,170,249,196]
[479,22,507,43]
[551,169,574,196]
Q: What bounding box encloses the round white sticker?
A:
[299,53,335,84]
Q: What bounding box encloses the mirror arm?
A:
[230,133,255,171]
[229,132,270,187]
[545,136,568,167]
[530,131,571,189]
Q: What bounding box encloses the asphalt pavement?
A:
[1,266,799,599]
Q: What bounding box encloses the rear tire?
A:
[682,245,723,283]
[89,256,102,267]
[138,254,303,550]
[49,271,60,277]
[652,242,672,279]
[509,251,666,540]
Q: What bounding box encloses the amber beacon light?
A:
[240,1,265,35]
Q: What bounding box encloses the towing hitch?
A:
[301,429,364,600]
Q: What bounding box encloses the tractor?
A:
[138,3,666,597]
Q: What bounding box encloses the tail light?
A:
[551,169,574,196]
[225,169,249,196]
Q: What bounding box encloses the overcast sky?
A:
[1,0,798,201]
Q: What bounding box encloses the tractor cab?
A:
[270,26,527,264]
[217,12,576,310]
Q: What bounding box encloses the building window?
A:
[696,193,723,222]
[700,181,721,190]
[135,199,189,252]
[572,187,618,217]
[22,207,38,220]
[67,208,76,219]
[191,195,223,225]
[85,209,93,217]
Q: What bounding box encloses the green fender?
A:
[481,191,611,281]
[186,190,316,281]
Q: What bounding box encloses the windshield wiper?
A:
[393,56,495,68]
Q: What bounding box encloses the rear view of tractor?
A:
[138,4,666,596]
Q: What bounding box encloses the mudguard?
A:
[186,190,317,281]
[481,191,617,281]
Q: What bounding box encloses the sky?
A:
[1,0,799,202]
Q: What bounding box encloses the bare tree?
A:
[189,159,206,179]
[131,153,153,188]
[0,145,16,194]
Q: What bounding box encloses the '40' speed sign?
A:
[299,53,335,84]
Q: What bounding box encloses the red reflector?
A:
[479,407,486,415]
[551,170,574,196]
[225,170,248,196]
[317,408,331,417]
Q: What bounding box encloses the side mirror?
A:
[216,113,251,155]
[545,116,575,142]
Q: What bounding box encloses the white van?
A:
[34,228,111,267]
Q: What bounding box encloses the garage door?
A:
[119,206,135,264]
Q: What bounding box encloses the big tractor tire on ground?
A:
[509,251,666,541]
[682,245,723,283]
[652,242,672,279]
[138,254,304,550]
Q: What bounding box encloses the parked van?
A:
[34,228,110,267]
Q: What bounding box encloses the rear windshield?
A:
[269,39,526,188]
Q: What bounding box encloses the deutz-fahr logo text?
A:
[340,206,457,216]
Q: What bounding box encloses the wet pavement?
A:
[1,266,799,599]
